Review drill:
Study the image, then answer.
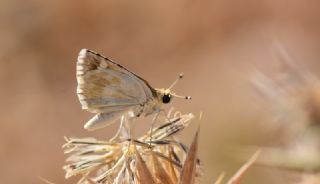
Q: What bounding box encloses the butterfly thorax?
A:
[133,88,171,117]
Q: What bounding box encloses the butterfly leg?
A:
[148,112,159,148]
[158,109,171,122]
[109,115,125,142]
[125,111,135,139]
[148,109,169,147]
[110,111,135,142]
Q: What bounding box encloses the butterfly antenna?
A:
[169,73,184,90]
[172,93,192,100]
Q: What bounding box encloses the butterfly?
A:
[76,49,191,131]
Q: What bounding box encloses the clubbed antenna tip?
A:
[169,73,184,90]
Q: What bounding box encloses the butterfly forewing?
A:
[77,49,155,112]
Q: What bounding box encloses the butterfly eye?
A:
[162,94,171,104]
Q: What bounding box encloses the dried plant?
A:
[214,150,261,184]
[251,48,318,139]
[62,111,258,184]
[251,46,320,182]
[63,112,203,184]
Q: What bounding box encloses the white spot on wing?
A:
[79,49,88,57]
[77,65,84,71]
[77,49,88,63]
[99,61,108,68]
[81,101,89,108]
[77,77,85,84]
[77,88,83,93]
[77,94,86,100]
[77,59,85,64]
[77,71,84,75]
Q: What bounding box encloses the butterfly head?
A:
[156,73,192,104]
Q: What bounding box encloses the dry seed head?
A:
[63,111,201,184]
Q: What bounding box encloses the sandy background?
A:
[1,0,320,183]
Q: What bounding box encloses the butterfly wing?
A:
[76,49,157,130]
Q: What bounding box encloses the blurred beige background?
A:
[2,0,320,183]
